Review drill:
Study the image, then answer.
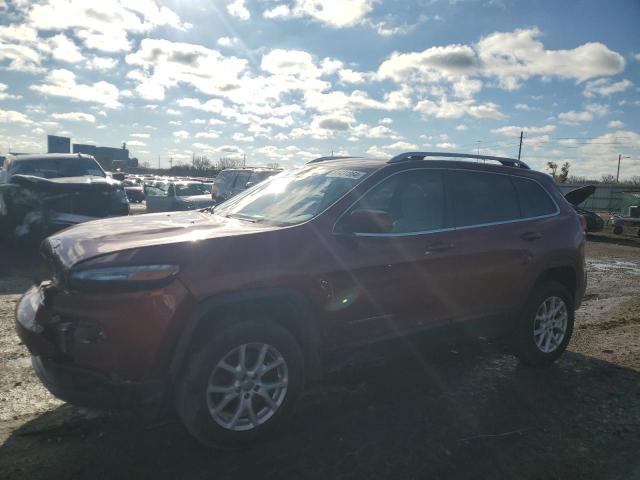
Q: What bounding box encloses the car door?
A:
[446,170,530,328]
[145,183,171,212]
[324,168,459,344]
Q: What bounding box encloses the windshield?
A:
[11,157,105,179]
[214,165,375,226]
[175,183,210,196]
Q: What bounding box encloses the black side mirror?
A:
[341,209,394,234]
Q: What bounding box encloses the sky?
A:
[0,0,639,179]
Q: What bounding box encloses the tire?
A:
[513,281,574,366]
[175,320,304,448]
[613,225,623,235]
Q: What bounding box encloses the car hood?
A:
[564,185,596,206]
[43,210,277,269]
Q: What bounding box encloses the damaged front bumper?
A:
[15,279,193,413]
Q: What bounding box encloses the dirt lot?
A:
[0,234,639,479]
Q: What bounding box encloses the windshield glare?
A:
[214,165,374,226]
[11,157,105,179]
[176,183,210,196]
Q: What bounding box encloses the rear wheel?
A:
[175,320,304,447]
[514,281,574,366]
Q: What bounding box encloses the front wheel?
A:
[175,320,304,447]
[513,281,574,366]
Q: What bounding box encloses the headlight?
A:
[69,264,179,291]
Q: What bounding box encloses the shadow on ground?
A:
[587,232,640,248]
[1,338,639,480]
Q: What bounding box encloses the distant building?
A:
[72,142,137,170]
[47,135,71,154]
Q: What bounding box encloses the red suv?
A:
[16,152,586,447]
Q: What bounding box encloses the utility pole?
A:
[169,158,173,169]
[517,131,524,161]
[192,152,195,168]
[157,155,160,169]
[617,154,622,183]
[243,153,246,167]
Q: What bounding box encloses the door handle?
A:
[520,231,543,241]
[425,242,454,254]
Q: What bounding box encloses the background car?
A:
[0,153,129,241]
[211,167,281,203]
[564,185,604,233]
[123,178,145,203]
[145,180,214,212]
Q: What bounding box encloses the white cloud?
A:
[126,38,248,101]
[130,133,150,138]
[46,34,83,63]
[492,124,555,136]
[86,56,118,70]
[217,36,239,47]
[477,27,625,89]
[455,124,468,131]
[232,132,254,142]
[0,109,32,124]
[27,0,188,52]
[30,69,121,108]
[126,139,146,146]
[379,117,393,125]
[227,0,250,20]
[0,42,43,72]
[583,78,632,97]
[0,83,21,100]
[51,112,96,122]
[173,130,190,140]
[414,97,503,119]
[263,0,374,28]
[195,130,221,139]
[607,120,624,128]
[378,44,477,83]
[558,110,593,124]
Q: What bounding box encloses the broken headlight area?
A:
[69,265,180,292]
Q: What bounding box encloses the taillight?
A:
[578,214,587,232]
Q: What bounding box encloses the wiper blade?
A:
[226,214,257,223]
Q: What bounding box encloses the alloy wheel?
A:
[206,343,289,431]
[533,296,569,353]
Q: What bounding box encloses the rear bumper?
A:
[31,355,165,410]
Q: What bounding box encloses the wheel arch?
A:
[533,266,577,301]
[169,287,322,382]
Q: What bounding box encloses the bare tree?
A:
[193,155,212,171]
[216,157,242,170]
[546,161,558,177]
[266,162,280,169]
[600,174,616,183]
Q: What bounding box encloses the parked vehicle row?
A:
[16,151,586,448]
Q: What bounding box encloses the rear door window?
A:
[512,177,557,218]
[348,169,447,234]
[450,171,520,227]
[234,171,251,189]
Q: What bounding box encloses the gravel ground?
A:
[0,233,639,479]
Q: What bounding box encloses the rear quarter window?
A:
[450,170,520,227]
[216,171,236,187]
[512,176,557,218]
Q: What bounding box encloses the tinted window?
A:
[512,177,557,218]
[216,171,237,188]
[350,169,446,233]
[175,183,210,196]
[234,171,251,188]
[451,171,519,227]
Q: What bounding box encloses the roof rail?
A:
[388,151,530,169]
[307,156,360,164]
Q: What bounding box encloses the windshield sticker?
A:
[327,169,366,180]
